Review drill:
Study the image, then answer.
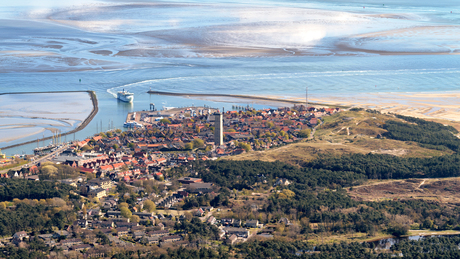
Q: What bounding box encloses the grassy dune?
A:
[226,109,452,166]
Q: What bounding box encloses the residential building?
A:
[224,227,249,238]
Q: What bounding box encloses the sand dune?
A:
[309,92,460,121]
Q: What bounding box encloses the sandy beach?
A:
[148,90,460,122]
[308,92,460,122]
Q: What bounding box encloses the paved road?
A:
[0,143,70,174]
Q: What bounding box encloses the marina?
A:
[124,106,219,129]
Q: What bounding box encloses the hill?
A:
[226,108,456,166]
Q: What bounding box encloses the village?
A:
[0,104,341,257]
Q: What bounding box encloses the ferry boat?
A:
[117,89,134,102]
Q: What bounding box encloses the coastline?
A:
[147,90,348,108]
[148,90,460,123]
[0,91,98,151]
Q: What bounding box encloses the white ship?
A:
[117,89,134,102]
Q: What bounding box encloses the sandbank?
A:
[0,91,98,150]
[0,127,46,143]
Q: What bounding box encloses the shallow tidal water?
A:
[1,0,460,155]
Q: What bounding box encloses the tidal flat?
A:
[0,92,93,149]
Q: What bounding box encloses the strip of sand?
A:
[0,127,46,143]
[148,90,460,122]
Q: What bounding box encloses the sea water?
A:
[1,0,460,155]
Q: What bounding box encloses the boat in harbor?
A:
[117,89,134,102]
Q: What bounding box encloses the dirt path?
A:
[349,179,406,190]
[335,127,346,134]
[417,179,426,189]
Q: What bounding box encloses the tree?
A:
[238,142,251,152]
[387,224,409,237]
[120,207,132,218]
[185,143,194,150]
[96,231,110,245]
[422,218,434,229]
[298,128,311,138]
[81,145,92,151]
[119,202,129,209]
[282,189,295,199]
[265,121,274,128]
[131,215,140,223]
[112,144,119,150]
[143,200,156,213]
[40,165,58,177]
[117,183,130,195]
[160,119,171,124]
[284,120,294,125]
[192,138,205,149]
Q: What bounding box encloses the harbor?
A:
[124,104,219,128]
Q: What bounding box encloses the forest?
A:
[0,179,77,236]
[384,115,460,151]
[0,179,75,202]
[0,202,75,236]
[174,217,221,241]
[88,237,460,258]
[186,157,460,237]
[308,153,460,179]
[196,160,364,190]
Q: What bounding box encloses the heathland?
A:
[3,106,460,258]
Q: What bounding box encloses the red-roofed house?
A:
[310,118,318,125]
[157,158,167,164]
[100,165,113,172]
[93,136,102,141]
[78,167,97,174]
[29,165,39,174]
[112,162,125,170]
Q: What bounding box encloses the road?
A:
[0,143,71,174]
